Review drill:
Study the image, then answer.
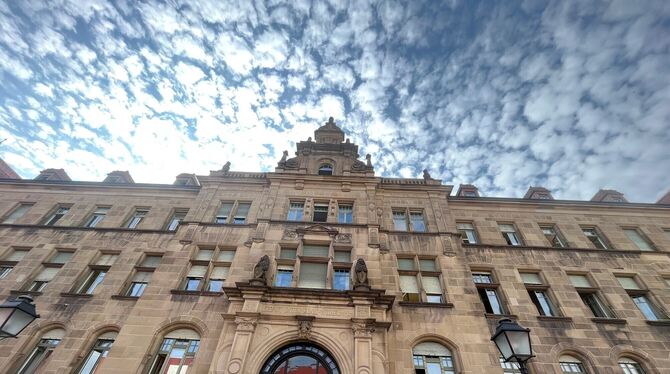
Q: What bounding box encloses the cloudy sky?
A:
[0,0,669,202]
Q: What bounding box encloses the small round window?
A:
[318,164,333,175]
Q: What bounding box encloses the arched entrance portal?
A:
[260,343,340,374]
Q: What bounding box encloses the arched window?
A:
[77,331,117,374]
[412,342,455,374]
[17,328,65,374]
[559,354,587,373]
[260,343,340,374]
[148,328,200,374]
[318,164,333,175]
[619,358,646,374]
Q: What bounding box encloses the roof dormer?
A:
[35,168,71,181]
[590,189,627,203]
[657,190,670,205]
[0,159,20,179]
[456,184,480,197]
[103,171,134,184]
[314,117,345,144]
[174,173,200,186]
[523,186,554,200]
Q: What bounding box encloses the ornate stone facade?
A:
[0,119,669,374]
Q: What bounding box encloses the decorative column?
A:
[225,312,260,374]
[351,318,375,374]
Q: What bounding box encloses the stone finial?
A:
[423,169,431,180]
[307,137,312,142]
[345,138,350,143]
[365,154,372,168]
[222,162,231,172]
[326,117,335,126]
[353,258,369,290]
[251,255,270,285]
[278,150,288,165]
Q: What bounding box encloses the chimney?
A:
[103,171,135,184]
[590,189,627,203]
[456,184,480,197]
[523,186,553,200]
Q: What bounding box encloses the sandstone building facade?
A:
[0,118,669,374]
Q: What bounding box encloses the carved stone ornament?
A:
[353,258,370,290]
[235,316,258,332]
[278,150,299,169]
[351,159,368,171]
[297,319,313,339]
[221,161,231,172]
[334,233,352,244]
[251,255,270,285]
[351,320,375,338]
[423,168,431,179]
[282,229,299,240]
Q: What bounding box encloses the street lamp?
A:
[0,295,40,341]
[491,318,534,374]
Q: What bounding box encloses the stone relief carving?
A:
[278,150,299,169]
[282,229,299,240]
[297,319,313,339]
[351,320,375,338]
[251,255,270,285]
[423,168,431,179]
[234,316,258,332]
[221,161,231,172]
[334,233,352,244]
[353,258,370,290]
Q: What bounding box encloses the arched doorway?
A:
[260,343,340,374]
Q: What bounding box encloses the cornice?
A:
[0,178,200,193]
[448,196,670,210]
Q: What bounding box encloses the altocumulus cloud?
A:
[0,0,669,201]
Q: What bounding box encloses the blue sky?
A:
[0,0,669,202]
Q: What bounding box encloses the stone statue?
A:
[307,137,312,142]
[222,162,231,172]
[353,258,369,290]
[423,169,431,179]
[251,255,270,285]
[366,154,372,168]
[278,150,288,165]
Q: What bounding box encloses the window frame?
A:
[615,274,668,321]
[214,201,251,224]
[456,222,479,244]
[581,226,609,249]
[125,207,149,229]
[392,208,427,232]
[274,241,353,291]
[72,252,119,295]
[122,253,162,297]
[1,202,35,224]
[148,336,200,374]
[499,223,523,246]
[567,272,616,319]
[337,202,353,224]
[398,255,445,304]
[539,224,567,248]
[519,271,560,317]
[76,333,117,374]
[622,227,655,251]
[83,206,111,228]
[287,201,305,221]
[17,335,62,374]
[471,270,506,315]
[0,247,31,279]
[318,163,334,175]
[180,247,234,293]
[166,209,189,231]
[42,204,71,226]
[23,249,73,293]
[312,202,329,223]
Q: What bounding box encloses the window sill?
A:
[485,313,518,319]
[646,320,670,326]
[9,290,42,296]
[169,289,223,297]
[111,295,140,300]
[591,317,627,325]
[399,301,454,308]
[60,292,93,298]
[536,315,572,322]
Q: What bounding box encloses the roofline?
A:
[448,196,670,209]
[0,178,201,191]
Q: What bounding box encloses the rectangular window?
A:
[76,269,107,294]
[206,266,229,292]
[473,272,505,315]
[140,255,162,268]
[49,251,73,264]
[397,258,416,271]
[216,250,235,262]
[148,338,199,374]
[422,276,443,303]
[419,259,437,271]
[2,203,34,224]
[334,250,351,263]
[579,293,614,318]
[279,248,297,260]
[623,228,654,251]
[17,338,61,374]
[333,269,350,291]
[409,211,426,232]
[302,245,329,258]
[43,206,70,226]
[568,274,592,288]
[338,204,353,223]
[195,249,214,261]
[520,272,542,285]
[582,227,608,249]
[399,274,420,302]
[4,248,29,262]
[0,266,12,279]
[313,203,329,222]
[540,225,566,248]
[392,211,408,231]
[85,207,110,228]
[182,247,234,293]
[616,275,668,321]
[126,271,151,297]
[126,208,148,229]
[215,202,234,223]
[499,224,522,246]
[528,290,557,316]
[457,222,478,244]
[184,265,207,291]
[275,266,294,287]
[26,267,60,292]
[287,202,304,221]
[233,203,250,224]
[616,276,641,290]
[298,262,327,288]
[166,209,188,231]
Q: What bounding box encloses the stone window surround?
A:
[66,250,120,296]
[214,201,251,225]
[41,203,73,226]
[470,266,509,316]
[80,205,112,228]
[518,269,564,318]
[498,222,524,246]
[614,272,669,323]
[124,206,151,229]
[565,271,618,320]
[274,240,353,290]
[0,201,35,224]
[116,252,163,299]
[580,225,611,250]
[165,208,189,231]
[391,208,427,232]
[538,223,569,248]
[285,198,356,224]
[456,221,480,244]
[177,246,236,294]
[620,226,656,251]
[396,254,447,305]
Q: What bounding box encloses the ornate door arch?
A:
[260,343,340,374]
